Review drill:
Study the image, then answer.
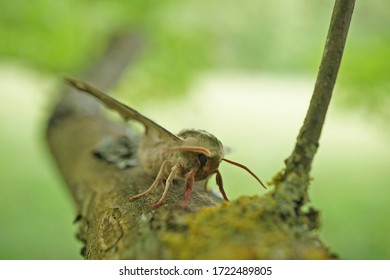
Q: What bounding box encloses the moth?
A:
[65,78,266,208]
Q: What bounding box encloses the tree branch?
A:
[274,0,356,209]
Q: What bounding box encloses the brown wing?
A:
[65,77,182,143]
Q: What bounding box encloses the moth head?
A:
[169,130,224,180]
[168,130,267,190]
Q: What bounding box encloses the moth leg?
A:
[180,169,196,208]
[151,163,182,208]
[216,170,229,201]
[129,160,170,201]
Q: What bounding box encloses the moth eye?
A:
[198,153,208,167]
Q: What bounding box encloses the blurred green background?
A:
[0,0,389,259]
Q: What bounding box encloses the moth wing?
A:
[65,78,182,143]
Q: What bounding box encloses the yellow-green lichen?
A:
[162,194,333,259]
[268,168,285,187]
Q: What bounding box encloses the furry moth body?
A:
[65,78,266,208]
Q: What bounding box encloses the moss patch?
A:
[163,195,334,259]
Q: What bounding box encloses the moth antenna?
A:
[168,146,212,156]
[222,158,267,189]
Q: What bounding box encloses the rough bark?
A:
[46,0,355,259]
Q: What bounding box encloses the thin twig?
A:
[275,0,356,206]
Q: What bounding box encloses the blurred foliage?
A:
[337,0,390,120]
[1,0,389,113]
